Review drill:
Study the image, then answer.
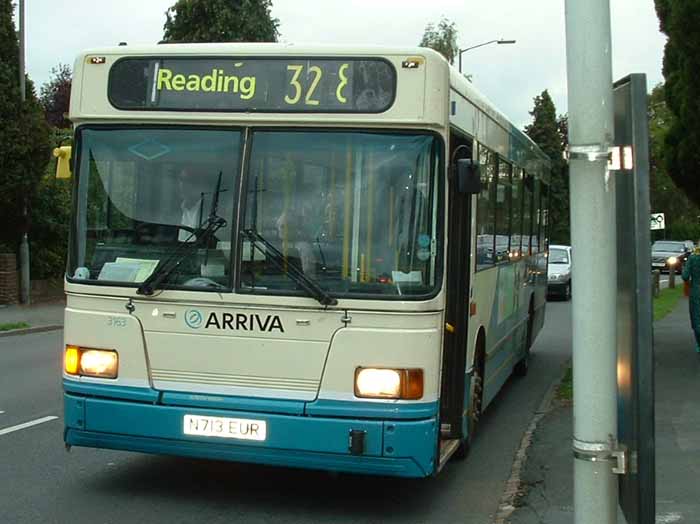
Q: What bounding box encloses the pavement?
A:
[508,298,700,524]
[0,297,65,336]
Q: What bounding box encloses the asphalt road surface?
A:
[1,301,572,524]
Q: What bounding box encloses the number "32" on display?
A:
[284,63,349,106]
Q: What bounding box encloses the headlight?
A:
[354,367,423,400]
[667,256,678,266]
[549,273,560,281]
[64,346,118,379]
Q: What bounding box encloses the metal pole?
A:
[18,0,25,102]
[18,0,30,305]
[565,1,618,524]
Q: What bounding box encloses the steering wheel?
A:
[183,277,225,289]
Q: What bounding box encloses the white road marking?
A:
[0,416,58,436]
[0,410,5,414]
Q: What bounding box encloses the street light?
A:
[458,39,516,73]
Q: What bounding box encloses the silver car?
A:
[547,244,572,301]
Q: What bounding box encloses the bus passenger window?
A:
[495,159,512,263]
[476,145,496,270]
[522,174,534,256]
[511,168,524,258]
[532,178,542,254]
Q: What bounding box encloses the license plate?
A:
[652,263,665,267]
[183,414,267,441]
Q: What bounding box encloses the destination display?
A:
[108,57,396,113]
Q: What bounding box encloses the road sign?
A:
[650,213,665,230]
[615,74,655,524]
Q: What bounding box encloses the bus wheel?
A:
[454,351,484,461]
[514,303,534,377]
[467,348,484,437]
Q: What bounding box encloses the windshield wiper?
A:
[137,172,226,296]
[241,228,338,307]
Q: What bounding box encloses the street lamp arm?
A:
[458,38,516,73]
[459,39,500,54]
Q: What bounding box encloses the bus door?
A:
[439,132,474,457]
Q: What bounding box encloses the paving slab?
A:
[507,298,700,523]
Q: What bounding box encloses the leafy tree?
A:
[30,129,72,279]
[419,17,458,64]
[40,63,72,128]
[648,83,700,241]
[162,0,279,43]
[654,0,700,206]
[524,90,570,244]
[0,0,51,253]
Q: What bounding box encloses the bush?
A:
[30,129,72,279]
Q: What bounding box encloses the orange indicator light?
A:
[65,346,80,375]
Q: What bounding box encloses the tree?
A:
[0,0,51,252]
[524,90,570,244]
[30,129,72,279]
[654,0,700,206]
[162,0,279,43]
[648,83,700,241]
[40,63,72,128]
[419,17,458,64]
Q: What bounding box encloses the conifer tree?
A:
[524,91,569,244]
[0,0,50,250]
[655,0,700,205]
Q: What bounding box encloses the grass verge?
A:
[653,285,684,321]
[0,322,30,331]
[556,367,573,402]
[555,285,683,402]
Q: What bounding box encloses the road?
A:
[0,301,572,524]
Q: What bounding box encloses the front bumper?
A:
[64,386,438,478]
[547,280,569,293]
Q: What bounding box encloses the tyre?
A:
[563,281,572,301]
[456,341,485,460]
[467,348,485,437]
[514,302,534,377]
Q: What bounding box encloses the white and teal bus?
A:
[60,44,550,478]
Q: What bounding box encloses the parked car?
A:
[547,244,572,300]
[651,240,689,273]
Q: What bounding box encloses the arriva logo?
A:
[184,309,204,329]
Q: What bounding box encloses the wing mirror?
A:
[456,158,481,194]
[53,146,72,179]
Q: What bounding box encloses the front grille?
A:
[151,368,319,392]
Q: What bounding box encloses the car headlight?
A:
[354,367,423,400]
[667,256,678,266]
[64,346,118,379]
[549,273,560,281]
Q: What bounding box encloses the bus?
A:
[60,44,550,478]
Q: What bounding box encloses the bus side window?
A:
[522,174,534,256]
[511,167,524,258]
[540,182,549,252]
[476,144,496,270]
[532,178,542,254]
[495,158,512,263]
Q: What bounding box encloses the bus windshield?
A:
[70,127,241,291]
[69,127,441,299]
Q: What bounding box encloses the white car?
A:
[547,244,572,300]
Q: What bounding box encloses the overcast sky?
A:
[20,0,666,128]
